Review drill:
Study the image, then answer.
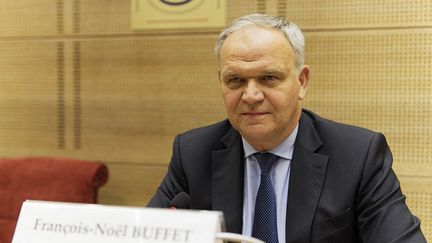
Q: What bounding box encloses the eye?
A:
[262,75,278,81]
[224,76,245,88]
[260,75,281,85]
[229,77,243,83]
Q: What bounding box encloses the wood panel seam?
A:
[57,41,65,150]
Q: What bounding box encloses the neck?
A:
[246,124,299,152]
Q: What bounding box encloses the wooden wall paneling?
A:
[98,162,167,206]
[283,0,432,29]
[77,35,225,163]
[78,0,131,34]
[226,0,263,22]
[264,0,289,17]
[0,41,60,156]
[303,29,432,177]
[399,177,432,242]
[0,0,59,37]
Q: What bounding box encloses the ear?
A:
[298,65,310,100]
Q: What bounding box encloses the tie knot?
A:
[254,152,278,173]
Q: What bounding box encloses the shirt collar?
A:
[242,123,299,160]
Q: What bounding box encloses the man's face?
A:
[218,26,309,151]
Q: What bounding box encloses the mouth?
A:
[241,112,270,118]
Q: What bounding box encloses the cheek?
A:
[263,90,285,106]
[222,90,242,110]
[264,88,298,112]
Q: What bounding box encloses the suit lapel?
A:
[212,127,244,234]
[285,113,329,242]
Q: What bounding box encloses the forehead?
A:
[219,26,295,73]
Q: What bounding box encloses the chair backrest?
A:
[0,157,108,243]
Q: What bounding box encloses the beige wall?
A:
[0,0,431,240]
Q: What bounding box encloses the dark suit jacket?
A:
[148,109,426,242]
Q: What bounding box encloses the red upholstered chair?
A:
[0,157,109,243]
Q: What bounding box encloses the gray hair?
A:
[215,13,305,72]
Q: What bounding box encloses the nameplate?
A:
[13,200,224,243]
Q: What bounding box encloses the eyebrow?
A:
[220,71,240,80]
[220,67,287,80]
[262,68,286,75]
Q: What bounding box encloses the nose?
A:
[242,80,264,105]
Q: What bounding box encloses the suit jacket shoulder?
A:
[176,119,234,151]
[295,109,426,243]
[147,119,243,210]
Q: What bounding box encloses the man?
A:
[148,13,426,243]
